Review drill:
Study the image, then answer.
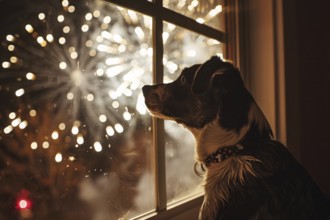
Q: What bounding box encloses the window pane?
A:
[0,1,154,219]
[163,22,225,203]
[164,0,225,31]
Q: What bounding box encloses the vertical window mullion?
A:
[152,0,167,212]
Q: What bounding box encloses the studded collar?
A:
[204,144,244,167]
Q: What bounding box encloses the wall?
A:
[246,0,330,197]
[283,0,330,196]
[243,0,330,197]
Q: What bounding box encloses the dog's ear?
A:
[191,56,223,95]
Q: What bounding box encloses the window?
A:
[0,0,227,219]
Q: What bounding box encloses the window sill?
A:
[131,194,203,220]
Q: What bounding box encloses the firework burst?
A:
[0,0,153,155]
[0,0,225,218]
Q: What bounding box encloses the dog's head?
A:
[143,56,251,128]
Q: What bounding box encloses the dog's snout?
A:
[142,85,162,111]
[142,85,152,96]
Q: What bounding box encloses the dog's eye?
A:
[180,75,186,85]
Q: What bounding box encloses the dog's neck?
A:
[187,101,272,162]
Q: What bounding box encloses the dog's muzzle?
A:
[142,85,162,112]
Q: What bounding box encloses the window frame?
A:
[102,0,286,218]
[102,0,233,218]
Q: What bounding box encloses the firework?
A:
[0,0,224,218]
[0,0,153,155]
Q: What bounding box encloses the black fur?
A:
[216,140,330,220]
[142,56,330,220]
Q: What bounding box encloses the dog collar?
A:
[204,144,244,167]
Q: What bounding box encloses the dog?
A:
[142,56,330,220]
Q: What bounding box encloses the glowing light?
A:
[99,115,107,123]
[46,34,54,42]
[93,141,102,152]
[77,135,84,145]
[162,32,169,43]
[106,126,115,136]
[93,10,100,18]
[71,69,82,86]
[38,13,45,20]
[2,61,10,68]
[127,10,139,23]
[86,94,94,101]
[187,50,197,57]
[118,45,126,52]
[106,66,125,77]
[69,156,75,161]
[19,200,28,208]
[71,125,79,135]
[8,45,15,51]
[68,5,75,13]
[70,51,78,59]
[26,72,36,80]
[9,112,16,119]
[89,49,97,57]
[42,141,49,149]
[25,24,34,33]
[105,57,123,66]
[96,36,103,43]
[81,24,89,32]
[85,40,93,47]
[85,13,93,21]
[51,131,59,140]
[112,101,120,108]
[62,0,69,7]
[67,92,74,100]
[59,62,67,70]
[4,125,13,134]
[113,34,123,43]
[17,199,31,210]
[15,88,25,97]
[10,56,18,63]
[59,37,66,44]
[103,16,111,24]
[123,111,131,121]
[215,5,223,13]
[63,26,70,33]
[135,27,145,40]
[193,0,199,6]
[6,34,14,42]
[165,61,178,74]
[59,123,66,130]
[19,121,28,129]
[96,68,104,76]
[207,38,220,45]
[29,110,37,117]
[55,153,63,162]
[114,123,124,133]
[196,18,205,24]
[11,118,22,127]
[31,142,38,150]
[37,36,45,44]
[57,15,64,22]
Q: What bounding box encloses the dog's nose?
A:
[142,85,152,96]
